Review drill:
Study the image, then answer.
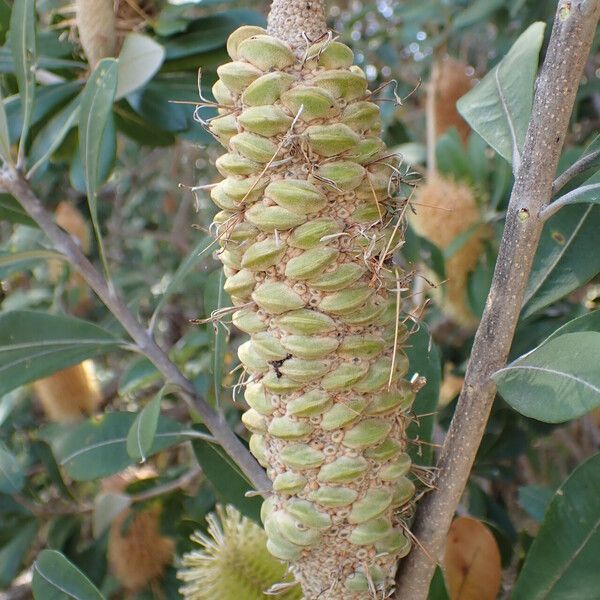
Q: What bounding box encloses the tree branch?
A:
[395,2,600,597]
[0,167,271,494]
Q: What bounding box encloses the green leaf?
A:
[79,58,118,277]
[544,310,600,343]
[428,566,451,600]
[126,387,164,462]
[0,86,11,163]
[0,521,38,588]
[494,332,600,423]
[118,357,161,396]
[512,453,600,600]
[115,33,165,100]
[0,249,63,279]
[0,310,123,397]
[518,485,553,523]
[0,445,24,493]
[92,492,130,538]
[457,22,545,164]
[48,412,208,481]
[406,325,441,465]
[192,432,262,523]
[32,549,104,600]
[0,193,36,226]
[523,205,600,317]
[452,0,505,29]
[9,0,36,157]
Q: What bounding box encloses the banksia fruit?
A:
[178,505,301,599]
[32,360,101,422]
[201,3,420,597]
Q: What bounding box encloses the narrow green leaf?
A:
[32,549,104,600]
[518,485,553,523]
[0,445,24,493]
[512,453,600,600]
[0,87,11,163]
[0,249,63,269]
[79,58,118,278]
[9,0,36,160]
[494,332,600,423]
[0,521,38,588]
[544,310,600,343]
[0,193,36,226]
[0,310,123,397]
[457,22,545,164]
[126,387,164,462]
[115,33,165,100]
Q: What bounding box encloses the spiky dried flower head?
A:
[32,361,101,422]
[178,505,301,600]
[410,173,489,328]
[431,57,474,144]
[201,21,422,600]
[75,0,116,67]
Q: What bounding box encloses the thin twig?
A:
[541,182,600,220]
[552,147,600,195]
[0,167,271,494]
[395,2,600,598]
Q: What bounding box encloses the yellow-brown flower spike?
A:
[410,173,489,328]
[204,23,420,599]
[32,361,101,422]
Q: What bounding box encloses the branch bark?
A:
[395,1,600,597]
[0,168,271,493]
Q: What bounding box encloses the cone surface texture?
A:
[207,26,419,599]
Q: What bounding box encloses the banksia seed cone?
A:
[32,360,101,422]
[410,173,488,328]
[204,17,419,599]
[178,505,301,599]
[76,0,116,68]
[108,503,175,592]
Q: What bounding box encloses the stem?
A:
[395,2,600,597]
[266,0,327,52]
[541,182,600,220]
[0,168,271,494]
[551,148,600,195]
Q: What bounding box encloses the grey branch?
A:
[395,1,600,598]
[541,182,600,220]
[552,148,600,195]
[0,167,271,494]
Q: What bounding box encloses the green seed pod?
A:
[272,472,308,494]
[266,179,327,215]
[342,101,381,132]
[287,218,341,250]
[251,331,288,361]
[279,358,330,383]
[211,79,234,107]
[280,335,339,359]
[215,153,260,177]
[268,416,313,440]
[242,72,295,106]
[238,106,293,136]
[266,537,302,561]
[238,341,269,374]
[274,309,336,335]
[241,238,286,271]
[223,269,255,298]
[218,248,242,270]
[352,202,382,223]
[338,335,385,358]
[366,388,411,416]
[226,25,266,60]
[319,287,372,315]
[230,132,280,163]
[285,499,332,529]
[263,516,304,559]
[348,489,393,524]
[306,41,354,69]
[314,161,366,191]
[272,510,321,547]
[307,486,358,508]
[252,282,305,314]
[308,263,365,292]
[244,381,273,415]
[321,362,369,392]
[249,434,267,466]
[320,398,367,430]
[237,35,295,70]
[305,123,360,157]
[280,444,325,470]
[216,61,263,94]
[375,530,411,556]
[364,438,403,461]
[286,389,332,417]
[232,308,266,334]
[261,372,304,393]
[344,566,385,592]
[342,418,392,449]
[312,68,368,100]
[391,477,416,507]
[281,86,338,121]
[354,358,393,393]
[285,247,338,280]
[241,408,267,433]
[346,137,386,164]
[221,175,267,202]
[245,204,307,231]
[210,185,238,211]
[348,517,391,545]
[379,454,412,482]
[340,296,387,326]
[317,456,368,484]
[209,113,238,146]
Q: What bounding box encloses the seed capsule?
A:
[321,362,369,392]
[275,309,336,335]
[251,331,288,361]
[237,35,295,70]
[345,566,385,592]
[340,296,387,326]
[308,263,365,292]
[281,86,338,121]
[221,176,267,202]
[209,113,238,146]
[306,41,354,69]
[245,203,307,231]
[249,434,267,466]
[264,517,303,560]
[232,308,266,334]
[285,499,332,529]
[354,358,393,393]
[252,282,305,314]
[279,358,330,383]
[285,247,338,280]
[286,389,332,416]
[320,398,366,430]
[241,408,267,433]
[287,218,341,249]
[348,517,391,545]
[281,335,339,359]
[268,416,313,440]
[379,454,412,482]
[342,418,392,449]
[364,438,402,461]
[216,61,262,94]
[338,335,385,358]
[317,456,368,484]
[280,444,325,470]
[219,248,242,270]
[273,472,308,494]
[223,269,255,298]
[261,372,304,393]
[238,105,293,136]
[312,68,367,100]
[319,287,372,315]
[266,179,327,215]
[272,510,321,547]
[314,161,366,192]
[348,489,393,524]
[366,387,413,416]
[215,153,260,176]
[391,477,416,507]
[375,530,411,556]
[352,202,382,223]
[230,132,279,163]
[211,79,234,107]
[308,486,358,508]
[237,340,268,374]
[346,137,386,164]
[242,72,295,106]
[244,381,273,415]
[226,25,266,60]
[305,123,360,157]
[241,238,285,270]
[342,101,381,132]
